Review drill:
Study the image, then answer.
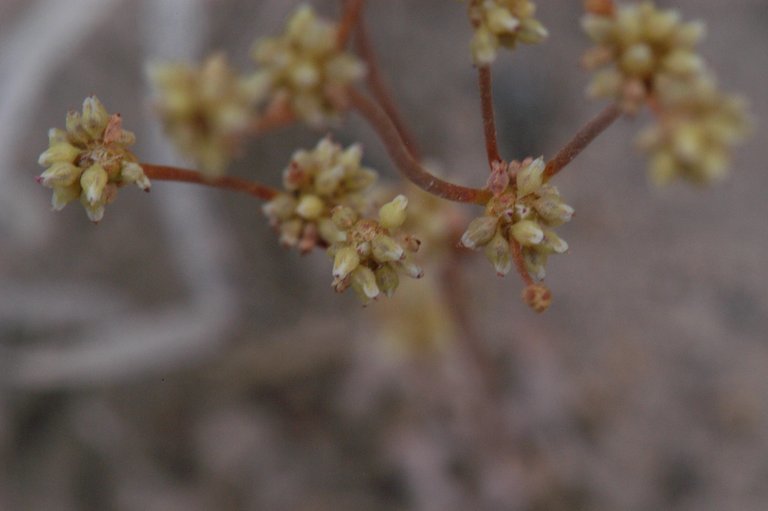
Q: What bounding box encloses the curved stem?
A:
[354,15,423,160]
[543,104,621,179]
[337,0,365,48]
[477,66,502,168]
[142,164,278,201]
[346,88,491,205]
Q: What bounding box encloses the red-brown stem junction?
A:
[346,88,492,205]
[477,66,502,168]
[142,164,278,201]
[543,103,622,179]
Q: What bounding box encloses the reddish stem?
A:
[510,239,534,287]
[337,0,365,48]
[247,97,296,137]
[142,164,278,201]
[346,88,491,205]
[477,66,502,168]
[354,15,422,160]
[543,103,621,179]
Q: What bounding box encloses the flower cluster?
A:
[460,157,572,281]
[250,5,365,126]
[467,0,548,65]
[37,96,149,222]
[147,54,268,177]
[636,75,751,185]
[328,196,423,304]
[262,137,377,252]
[582,1,707,112]
[582,1,751,184]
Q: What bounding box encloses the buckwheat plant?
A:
[37,0,751,313]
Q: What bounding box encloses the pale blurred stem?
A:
[543,103,622,179]
[346,88,492,205]
[441,251,501,396]
[478,66,502,168]
[142,164,278,200]
[337,0,365,48]
[353,14,423,161]
[510,239,534,286]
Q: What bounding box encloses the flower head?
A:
[460,157,572,281]
[327,196,423,304]
[262,137,378,252]
[250,4,365,126]
[37,96,148,222]
[147,54,267,177]
[467,0,548,65]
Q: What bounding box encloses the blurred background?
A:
[1,0,767,509]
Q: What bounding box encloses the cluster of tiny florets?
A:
[262,137,378,253]
[636,75,751,185]
[460,157,572,281]
[582,1,751,185]
[250,4,365,126]
[37,96,149,222]
[467,0,548,65]
[329,196,423,304]
[147,54,268,177]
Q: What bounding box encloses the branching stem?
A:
[346,88,491,205]
[543,103,622,179]
[142,164,278,201]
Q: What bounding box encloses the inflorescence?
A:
[35,1,753,312]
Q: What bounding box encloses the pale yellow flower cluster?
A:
[250,5,365,126]
[262,138,377,253]
[637,74,751,186]
[460,157,572,280]
[328,196,423,304]
[467,0,548,65]
[147,54,268,177]
[582,1,751,184]
[37,96,149,222]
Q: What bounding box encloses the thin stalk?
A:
[337,0,365,48]
[354,15,422,160]
[346,88,491,205]
[142,164,278,201]
[477,66,502,168]
[510,239,534,287]
[543,104,621,179]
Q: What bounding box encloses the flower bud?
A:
[351,266,380,301]
[372,234,405,263]
[510,220,544,246]
[516,157,545,197]
[296,194,325,220]
[120,162,151,191]
[333,246,360,280]
[82,96,109,139]
[484,232,512,276]
[379,194,408,230]
[38,162,81,187]
[375,264,400,298]
[460,216,498,249]
[38,142,81,166]
[51,184,81,211]
[522,284,552,313]
[80,164,108,205]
